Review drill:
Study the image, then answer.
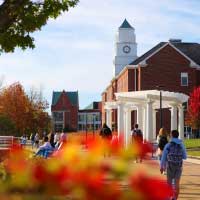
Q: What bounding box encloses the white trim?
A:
[115,65,137,80]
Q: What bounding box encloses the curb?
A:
[187,156,200,160]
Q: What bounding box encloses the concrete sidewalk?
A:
[156,157,200,200]
[185,157,200,165]
[179,159,200,200]
[130,157,200,200]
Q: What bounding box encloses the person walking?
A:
[99,123,112,140]
[49,132,55,148]
[132,124,143,163]
[54,132,60,147]
[34,133,40,148]
[160,130,187,200]
[156,127,168,160]
[30,133,35,148]
[99,123,112,157]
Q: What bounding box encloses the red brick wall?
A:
[128,68,136,91]
[196,70,200,86]
[117,70,129,92]
[139,44,200,134]
[140,44,197,95]
[51,92,78,131]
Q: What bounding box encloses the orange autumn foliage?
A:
[0,82,50,135]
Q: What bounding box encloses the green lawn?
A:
[184,139,200,149]
[187,151,200,157]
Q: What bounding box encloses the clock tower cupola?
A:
[113,19,137,76]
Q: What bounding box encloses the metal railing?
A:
[0,136,21,149]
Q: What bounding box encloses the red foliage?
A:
[129,173,173,200]
[187,87,200,129]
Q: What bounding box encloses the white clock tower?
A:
[113,19,137,76]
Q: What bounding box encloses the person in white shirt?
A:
[54,132,60,146]
[34,133,40,148]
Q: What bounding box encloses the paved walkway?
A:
[141,158,200,200]
[179,159,200,200]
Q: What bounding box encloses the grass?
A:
[187,151,200,157]
[184,139,200,149]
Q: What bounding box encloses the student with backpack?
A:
[132,124,143,163]
[99,123,112,140]
[99,123,112,157]
[160,130,187,200]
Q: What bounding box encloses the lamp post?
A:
[159,90,163,128]
[85,113,88,147]
[93,113,95,139]
[156,85,164,129]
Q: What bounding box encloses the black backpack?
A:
[134,129,143,140]
[100,127,112,138]
[167,142,183,167]
[158,136,168,150]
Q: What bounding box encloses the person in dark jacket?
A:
[100,123,112,140]
[99,123,112,157]
[49,132,55,148]
[160,130,187,200]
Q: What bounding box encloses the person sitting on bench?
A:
[35,136,54,158]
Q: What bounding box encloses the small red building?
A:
[51,90,79,132]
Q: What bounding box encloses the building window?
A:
[78,115,84,122]
[55,124,63,132]
[181,73,188,86]
[53,112,63,121]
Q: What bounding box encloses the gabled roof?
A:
[130,42,166,65]
[119,19,133,29]
[52,91,79,106]
[173,42,200,66]
[130,41,200,67]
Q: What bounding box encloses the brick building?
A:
[51,90,79,132]
[102,20,200,136]
[78,102,102,131]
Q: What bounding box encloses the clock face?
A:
[123,45,131,54]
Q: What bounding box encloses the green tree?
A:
[0,0,79,53]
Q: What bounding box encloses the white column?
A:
[106,109,112,130]
[146,100,154,141]
[178,105,184,140]
[117,103,125,139]
[153,109,157,141]
[142,107,146,140]
[170,105,178,131]
[137,105,143,133]
[125,107,131,148]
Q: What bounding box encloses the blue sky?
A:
[1,0,200,112]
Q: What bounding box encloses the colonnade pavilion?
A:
[104,90,189,147]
